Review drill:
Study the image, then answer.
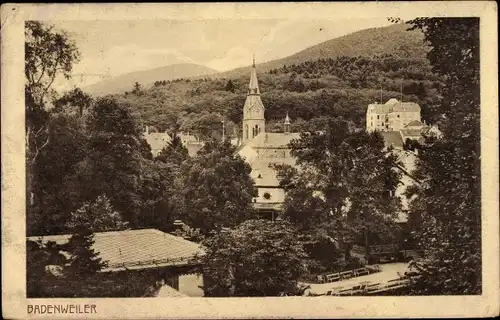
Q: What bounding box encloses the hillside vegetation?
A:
[105,24,440,140]
[85,63,217,96]
[207,23,428,79]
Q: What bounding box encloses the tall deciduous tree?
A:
[53,87,93,117]
[181,139,257,234]
[401,18,481,295]
[25,21,80,212]
[202,219,309,297]
[83,97,144,227]
[27,112,88,236]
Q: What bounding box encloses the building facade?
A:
[366,98,421,132]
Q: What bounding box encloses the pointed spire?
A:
[284,112,291,134]
[253,53,255,68]
[284,112,291,125]
[248,56,260,95]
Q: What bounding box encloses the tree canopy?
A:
[180,140,257,234]
[402,18,481,295]
[202,219,309,297]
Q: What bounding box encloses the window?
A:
[263,192,271,200]
[397,114,400,118]
[377,115,380,119]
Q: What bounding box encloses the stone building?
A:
[366,98,421,132]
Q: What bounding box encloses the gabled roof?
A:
[27,229,205,272]
[380,131,404,149]
[248,158,296,187]
[400,128,423,137]
[367,99,421,114]
[245,132,301,149]
[405,120,425,128]
[392,102,421,112]
[144,132,171,151]
[186,142,204,157]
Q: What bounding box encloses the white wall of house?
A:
[178,273,204,297]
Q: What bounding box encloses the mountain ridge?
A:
[85,63,218,96]
[88,23,427,96]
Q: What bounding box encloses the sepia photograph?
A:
[2,2,499,319]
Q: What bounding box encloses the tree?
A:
[25,21,80,211]
[27,112,89,235]
[202,219,309,297]
[137,158,183,231]
[156,133,189,166]
[132,81,142,95]
[65,194,129,233]
[225,79,235,93]
[53,87,93,117]
[277,118,402,258]
[83,97,144,227]
[181,139,257,234]
[401,18,481,295]
[62,230,107,277]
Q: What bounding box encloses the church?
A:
[237,59,300,220]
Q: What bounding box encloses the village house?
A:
[27,229,205,297]
[143,127,204,157]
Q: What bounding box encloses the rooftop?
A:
[27,229,205,272]
[380,131,404,149]
[368,99,421,114]
[245,132,301,149]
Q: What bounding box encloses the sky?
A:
[51,18,393,90]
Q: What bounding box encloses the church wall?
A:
[242,119,265,143]
[255,187,286,204]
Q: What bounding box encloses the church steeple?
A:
[242,56,265,144]
[248,54,260,95]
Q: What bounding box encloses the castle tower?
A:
[242,57,265,144]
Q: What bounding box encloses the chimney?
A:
[145,125,149,134]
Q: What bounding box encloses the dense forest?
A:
[112,54,443,140]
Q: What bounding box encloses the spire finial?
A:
[253,54,255,68]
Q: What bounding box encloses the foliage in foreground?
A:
[401,18,481,295]
[202,219,309,297]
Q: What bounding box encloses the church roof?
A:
[243,94,265,112]
[245,132,301,149]
[248,158,297,187]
